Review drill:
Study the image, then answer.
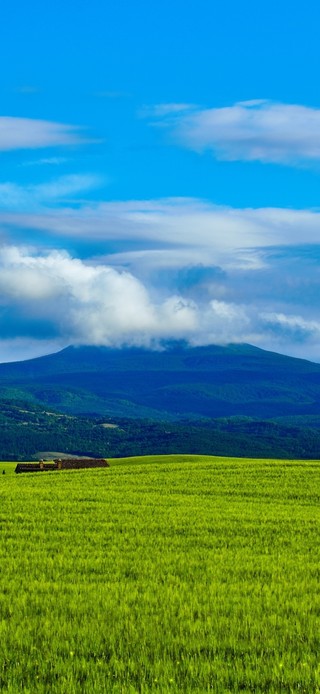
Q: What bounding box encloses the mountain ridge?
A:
[1,342,320,420]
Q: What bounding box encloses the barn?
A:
[15,458,110,473]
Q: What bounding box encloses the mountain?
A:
[1,342,320,421]
[2,343,320,460]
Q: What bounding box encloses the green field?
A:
[1,454,320,693]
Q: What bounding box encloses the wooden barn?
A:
[15,458,109,473]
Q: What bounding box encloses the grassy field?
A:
[0,454,320,693]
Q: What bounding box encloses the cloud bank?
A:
[1,235,320,362]
[0,247,199,348]
[3,197,320,269]
[0,180,320,360]
[147,100,320,165]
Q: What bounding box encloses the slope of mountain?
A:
[1,342,320,420]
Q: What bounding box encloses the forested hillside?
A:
[1,398,320,461]
[1,342,320,422]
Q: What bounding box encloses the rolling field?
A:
[0,454,320,693]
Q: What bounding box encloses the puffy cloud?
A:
[210,299,249,323]
[0,117,87,151]
[0,246,199,348]
[1,191,320,360]
[0,244,269,353]
[1,243,319,362]
[147,100,320,165]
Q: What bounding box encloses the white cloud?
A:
[1,195,320,360]
[210,299,249,322]
[1,242,320,361]
[2,198,320,271]
[0,247,199,348]
[0,117,87,151]
[147,100,320,165]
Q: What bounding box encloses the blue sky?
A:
[1,0,320,361]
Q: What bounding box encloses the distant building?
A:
[15,458,109,473]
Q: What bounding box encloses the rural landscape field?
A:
[1,454,320,693]
[2,1,320,693]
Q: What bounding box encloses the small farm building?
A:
[15,458,109,473]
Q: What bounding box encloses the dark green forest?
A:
[1,399,320,461]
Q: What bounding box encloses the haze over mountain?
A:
[1,342,320,422]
